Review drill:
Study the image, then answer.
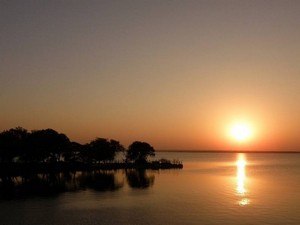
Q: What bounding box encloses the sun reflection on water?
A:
[236,153,250,206]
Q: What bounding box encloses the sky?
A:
[1,0,300,151]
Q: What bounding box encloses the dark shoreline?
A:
[0,161,183,176]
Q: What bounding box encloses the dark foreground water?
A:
[1,152,300,225]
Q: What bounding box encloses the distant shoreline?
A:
[157,150,300,153]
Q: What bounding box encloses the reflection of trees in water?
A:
[0,169,155,199]
[0,171,123,200]
[0,173,77,199]
[126,170,155,189]
[77,171,123,192]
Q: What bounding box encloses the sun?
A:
[230,123,252,142]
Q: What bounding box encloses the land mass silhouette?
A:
[0,127,182,176]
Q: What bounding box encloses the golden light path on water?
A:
[236,153,250,206]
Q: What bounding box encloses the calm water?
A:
[1,152,300,225]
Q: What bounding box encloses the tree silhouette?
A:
[0,127,28,163]
[0,127,173,172]
[23,129,70,162]
[63,141,83,163]
[126,141,155,163]
[87,138,124,163]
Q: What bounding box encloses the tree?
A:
[63,141,83,163]
[126,141,155,163]
[0,127,29,163]
[24,129,70,162]
[87,138,124,163]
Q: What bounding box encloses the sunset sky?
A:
[1,1,300,151]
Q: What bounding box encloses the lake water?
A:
[1,152,300,225]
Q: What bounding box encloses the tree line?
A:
[0,127,155,164]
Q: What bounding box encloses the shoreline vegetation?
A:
[0,127,183,176]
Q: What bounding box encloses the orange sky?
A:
[1,1,300,150]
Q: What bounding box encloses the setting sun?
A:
[230,123,252,142]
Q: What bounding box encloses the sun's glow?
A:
[230,123,252,142]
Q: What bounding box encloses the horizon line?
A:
[156,150,300,153]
